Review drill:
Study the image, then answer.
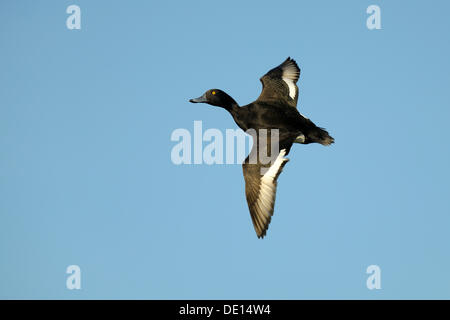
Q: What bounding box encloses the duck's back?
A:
[242,101,307,131]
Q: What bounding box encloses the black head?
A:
[189,89,237,109]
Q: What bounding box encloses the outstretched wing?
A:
[257,57,301,108]
[242,130,296,238]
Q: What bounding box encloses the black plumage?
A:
[189,57,334,238]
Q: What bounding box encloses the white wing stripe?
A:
[253,149,288,222]
[281,62,300,100]
[282,77,297,99]
[263,149,287,180]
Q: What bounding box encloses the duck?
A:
[189,57,334,239]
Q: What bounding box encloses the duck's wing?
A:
[257,57,301,108]
[242,130,295,238]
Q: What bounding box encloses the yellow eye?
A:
[212,91,216,95]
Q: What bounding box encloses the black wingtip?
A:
[286,56,295,63]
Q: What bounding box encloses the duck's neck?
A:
[218,93,239,112]
[218,96,243,126]
[223,102,239,115]
[215,92,248,130]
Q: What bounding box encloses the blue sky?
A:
[1,0,450,299]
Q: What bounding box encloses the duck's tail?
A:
[309,127,334,146]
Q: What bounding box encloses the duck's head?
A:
[189,89,237,109]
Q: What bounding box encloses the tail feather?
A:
[309,127,334,146]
